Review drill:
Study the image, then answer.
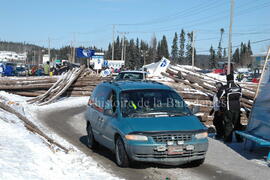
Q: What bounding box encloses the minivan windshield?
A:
[120,89,191,118]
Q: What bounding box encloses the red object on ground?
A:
[213,69,224,74]
[252,78,260,83]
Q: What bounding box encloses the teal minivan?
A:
[85,80,208,167]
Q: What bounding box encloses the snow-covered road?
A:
[1,92,269,180]
[35,99,270,180]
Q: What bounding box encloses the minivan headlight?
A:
[125,135,148,141]
[195,132,208,139]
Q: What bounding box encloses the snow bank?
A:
[0,92,120,180]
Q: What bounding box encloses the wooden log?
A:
[163,71,253,112]
[0,83,55,90]
[167,68,255,103]
[161,72,214,95]
[39,66,86,105]
[0,98,69,153]
[175,65,257,93]
[27,71,72,103]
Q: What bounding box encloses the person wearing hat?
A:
[210,82,225,139]
[217,74,243,143]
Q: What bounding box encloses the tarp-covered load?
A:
[247,50,270,141]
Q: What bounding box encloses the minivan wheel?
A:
[87,123,98,149]
[115,137,130,167]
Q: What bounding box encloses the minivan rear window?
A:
[91,85,111,109]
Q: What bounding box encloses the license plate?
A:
[168,146,183,155]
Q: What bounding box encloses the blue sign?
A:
[76,48,95,58]
[160,59,167,67]
[103,60,108,67]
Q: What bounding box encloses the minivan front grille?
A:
[151,134,192,143]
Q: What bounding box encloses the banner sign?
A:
[92,55,104,70]
[154,57,170,76]
[76,48,95,58]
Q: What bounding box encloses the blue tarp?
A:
[247,59,270,141]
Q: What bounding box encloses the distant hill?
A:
[0,41,44,53]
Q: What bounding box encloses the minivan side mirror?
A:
[191,106,200,114]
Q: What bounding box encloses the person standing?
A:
[44,61,50,76]
[210,82,225,139]
[217,74,243,143]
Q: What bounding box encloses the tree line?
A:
[0,29,254,69]
[105,29,196,69]
[209,41,253,69]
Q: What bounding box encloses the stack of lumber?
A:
[160,65,257,123]
[0,67,111,100]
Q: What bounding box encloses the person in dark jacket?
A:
[210,82,225,139]
[217,74,243,143]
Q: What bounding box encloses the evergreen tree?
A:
[157,41,162,60]
[185,32,193,65]
[114,36,121,60]
[232,48,240,64]
[223,48,227,58]
[179,29,185,64]
[125,39,137,69]
[150,34,157,62]
[209,45,216,68]
[247,40,253,56]
[171,32,178,64]
[239,41,253,67]
[135,38,142,67]
[105,43,112,59]
[160,35,169,58]
[240,42,247,66]
[140,40,149,65]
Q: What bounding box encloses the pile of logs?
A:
[0,66,111,101]
[0,64,258,123]
[160,65,258,123]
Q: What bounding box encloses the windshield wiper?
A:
[166,112,191,117]
[127,111,168,117]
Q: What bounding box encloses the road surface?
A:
[36,105,270,180]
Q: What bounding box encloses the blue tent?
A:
[246,57,270,141]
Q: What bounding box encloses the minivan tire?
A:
[115,137,130,167]
[87,123,98,149]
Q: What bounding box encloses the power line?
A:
[197,38,270,53]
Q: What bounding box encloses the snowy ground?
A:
[0,91,120,180]
[0,91,269,180]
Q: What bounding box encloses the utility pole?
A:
[33,50,36,65]
[191,31,196,70]
[112,24,115,60]
[121,35,125,61]
[70,40,73,62]
[118,31,128,63]
[48,37,51,63]
[72,32,76,63]
[227,0,234,75]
